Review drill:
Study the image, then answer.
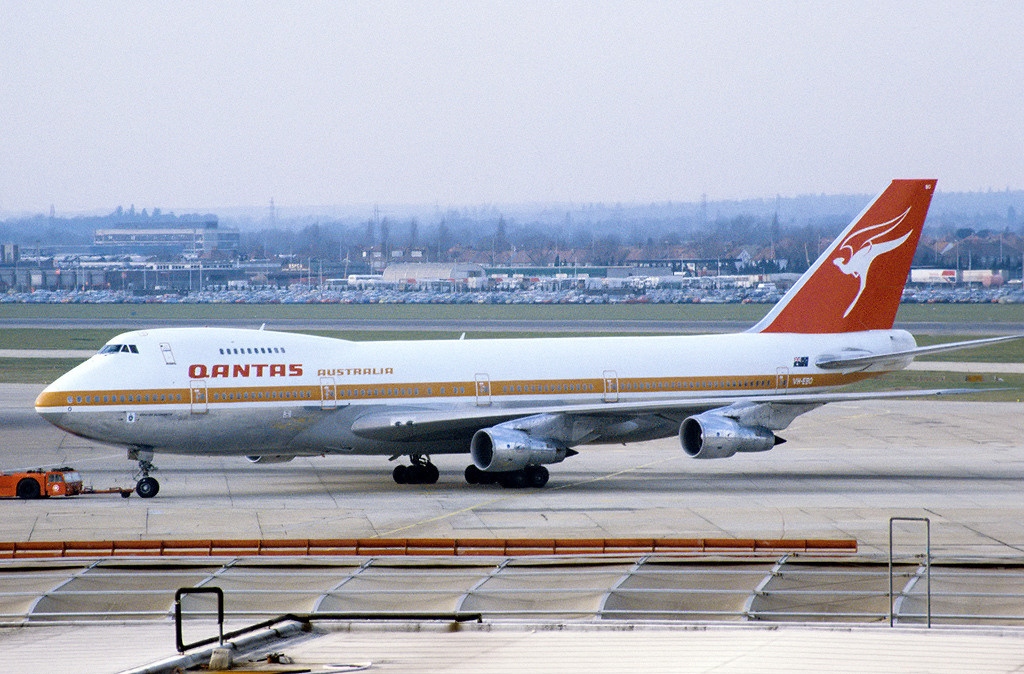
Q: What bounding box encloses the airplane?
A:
[34,179,1022,498]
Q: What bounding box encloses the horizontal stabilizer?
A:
[816,334,1024,370]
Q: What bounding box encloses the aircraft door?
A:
[475,374,492,407]
[603,370,619,402]
[189,380,208,414]
[159,342,176,365]
[320,377,337,410]
[775,367,790,393]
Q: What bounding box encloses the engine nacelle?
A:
[679,413,782,459]
[245,455,296,464]
[471,427,569,472]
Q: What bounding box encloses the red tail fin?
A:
[752,179,936,334]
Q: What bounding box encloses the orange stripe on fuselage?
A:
[34,371,882,409]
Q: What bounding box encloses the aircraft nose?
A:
[35,382,73,429]
[37,409,69,428]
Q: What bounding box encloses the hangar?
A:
[381,262,488,289]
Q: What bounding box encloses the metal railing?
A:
[3,544,1024,627]
[889,517,931,627]
[0,536,857,559]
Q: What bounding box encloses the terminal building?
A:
[93,219,240,258]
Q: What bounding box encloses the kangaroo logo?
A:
[832,208,913,318]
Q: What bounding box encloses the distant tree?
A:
[494,216,508,253]
[362,219,376,248]
[593,234,624,265]
[570,227,592,249]
[435,219,450,262]
[408,218,419,250]
[380,219,391,258]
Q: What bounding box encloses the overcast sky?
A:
[1,1,1022,214]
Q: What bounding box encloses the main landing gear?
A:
[128,448,160,498]
[464,464,549,489]
[392,455,440,485]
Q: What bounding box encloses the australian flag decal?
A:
[793,356,809,368]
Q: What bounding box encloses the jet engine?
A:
[471,427,569,472]
[245,455,296,464]
[679,412,783,459]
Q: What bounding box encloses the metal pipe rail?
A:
[0,537,857,559]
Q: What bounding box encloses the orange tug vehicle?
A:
[0,468,132,499]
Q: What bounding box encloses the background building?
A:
[94,219,239,258]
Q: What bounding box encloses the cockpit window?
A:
[99,344,139,354]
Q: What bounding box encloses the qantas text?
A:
[188,363,303,379]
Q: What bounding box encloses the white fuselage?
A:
[34,326,916,458]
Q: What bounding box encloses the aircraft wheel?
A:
[16,478,41,499]
[500,471,528,489]
[465,465,483,484]
[136,476,160,499]
[525,465,549,488]
[423,463,440,484]
[392,465,408,484]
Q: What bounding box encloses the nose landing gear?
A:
[128,448,160,498]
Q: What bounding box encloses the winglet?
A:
[751,179,936,334]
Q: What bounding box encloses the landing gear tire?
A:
[136,476,160,499]
[16,478,41,499]
[468,466,549,488]
[465,465,484,485]
[393,457,439,485]
[129,448,160,497]
[525,465,549,488]
[500,471,528,489]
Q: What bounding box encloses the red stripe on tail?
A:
[752,179,936,334]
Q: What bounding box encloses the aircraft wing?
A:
[349,387,978,443]
[815,334,1024,371]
